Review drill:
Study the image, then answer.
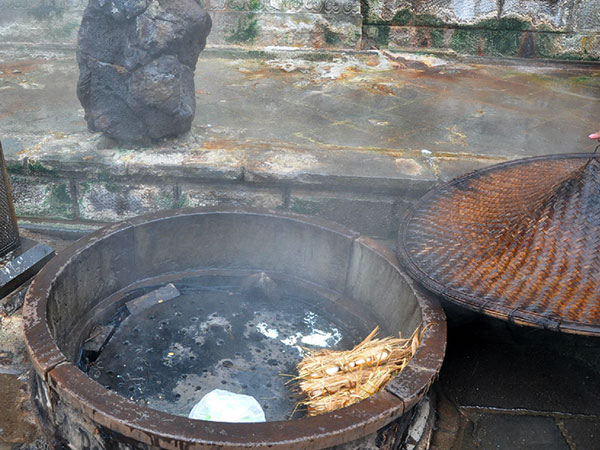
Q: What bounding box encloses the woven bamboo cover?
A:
[397,154,600,335]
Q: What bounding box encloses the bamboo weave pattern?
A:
[397,154,600,335]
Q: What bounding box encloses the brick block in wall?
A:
[77,182,175,222]
[10,175,75,220]
[181,184,285,210]
[287,190,402,239]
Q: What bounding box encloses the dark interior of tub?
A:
[77,271,380,420]
[44,213,423,422]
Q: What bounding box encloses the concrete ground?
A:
[1,44,600,449]
[431,305,600,450]
[1,46,599,160]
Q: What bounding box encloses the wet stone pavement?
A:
[1,229,599,449]
[431,304,600,450]
[1,47,599,162]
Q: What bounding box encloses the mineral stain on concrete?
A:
[2,49,599,159]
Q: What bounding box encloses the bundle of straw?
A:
[296,326,422,416]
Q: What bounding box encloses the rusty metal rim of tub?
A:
[22,206,446,449]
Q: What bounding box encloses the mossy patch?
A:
[430,28,446,48]
[450,28,522,57]
[484,29,522,56]
[290,198,320,215]
[248,0,262,11]
[391,8,412,26]
[154,192,186,210]
[416,28,429,47]
[27,160,55,175]
[50,183,71,205]
[227,12,260,44]
[45,183,73,218]
[363,9,543,55]
[375,25,390,47]
[413,13,445,27]
[535,31,557,58]
[6,161,24,175]
[80,182,92,196]
[451,28,477,54]
[473,18,531,32]
[104,183,122,194]
[324,27,342,46]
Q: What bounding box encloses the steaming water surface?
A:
[80,273,374,421]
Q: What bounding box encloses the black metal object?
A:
[0,237,54,300]
[0,141,54,302]
[0,141,20,256]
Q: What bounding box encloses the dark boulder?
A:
[77,0,212,144]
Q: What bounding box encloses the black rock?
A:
[240,272,281,303]
[76,0,212,144]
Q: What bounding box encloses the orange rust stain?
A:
[240,68,271,80]
[201,138,239,150]
[366,83,396,96]
[200,138,278,152]
[0,59,45,77]
[366,55,380,67]
[113,64,127,74]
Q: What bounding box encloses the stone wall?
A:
[0,0,363,49]
[4,135,437,240]
[206,0,362,48]
[0,0,84,44]
[362,0,600,60]
[1,0,598,58]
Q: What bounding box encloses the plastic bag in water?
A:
[188,389,266,423]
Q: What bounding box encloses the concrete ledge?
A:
[5,132,450,239]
